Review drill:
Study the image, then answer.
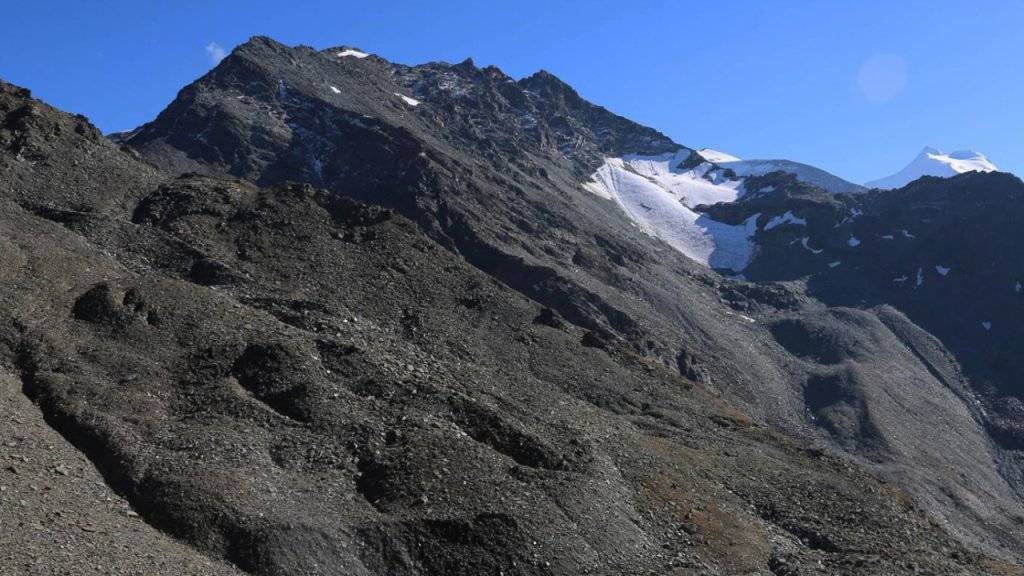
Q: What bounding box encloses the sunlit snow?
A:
[585,151,759,271]
[337,49,369,58]
[866,147,998,190]
[394,93,420,106]
[696,148,741,163]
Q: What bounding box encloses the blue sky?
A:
[2,1,1021,183]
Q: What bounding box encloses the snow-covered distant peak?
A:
[697,148,741,163]
[336,48,370,59]
[865,147,997,190]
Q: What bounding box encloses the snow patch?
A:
[916,267,924,287]
[981,321,992,331]
[800,237,823,254]
[329,86,341,94]
[881,234,895,240]
[847,236,861,247]
[337,49,369,58]
[763,211,807,231]
[935,266,951,276]
[394,93,421,107]
[828,261,842,268]
[902,229,915,239]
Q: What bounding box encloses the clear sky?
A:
[2,1,1021,183]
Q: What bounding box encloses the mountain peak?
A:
[867,147,998,189]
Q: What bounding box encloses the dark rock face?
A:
[3,34,1024,574]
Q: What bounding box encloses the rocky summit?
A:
[2,36,1023,576]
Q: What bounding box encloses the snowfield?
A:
[720,158,866,194]
[694,148,865,194]
[336,49,370,59]
[585,151,760,271]
[697,148,741,163]
[866,147,997,190]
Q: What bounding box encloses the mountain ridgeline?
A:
[1,36,1023,575]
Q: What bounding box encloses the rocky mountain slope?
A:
[117,37,1024,563]
[5,77,1014,576]
[2,35,1023,574]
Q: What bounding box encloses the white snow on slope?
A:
[329,86,341,94]
[337,49,370,58]
[865,147,997,190]
[394,93,420,106]
[718,158,866,194]
[585,151,759,271]
[763,211,807,231]
[697,148,741,163]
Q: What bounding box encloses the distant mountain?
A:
[866,147,997,189]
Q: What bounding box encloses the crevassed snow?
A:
[763,211,807,231]
[935,266,951,276]
[394,93,420,107]
[847,237,861,247]
[337,49,369,58]
[865,147,998,190]
[697,148,741,163]
[329,86,341,94]
[585,152,759,271]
